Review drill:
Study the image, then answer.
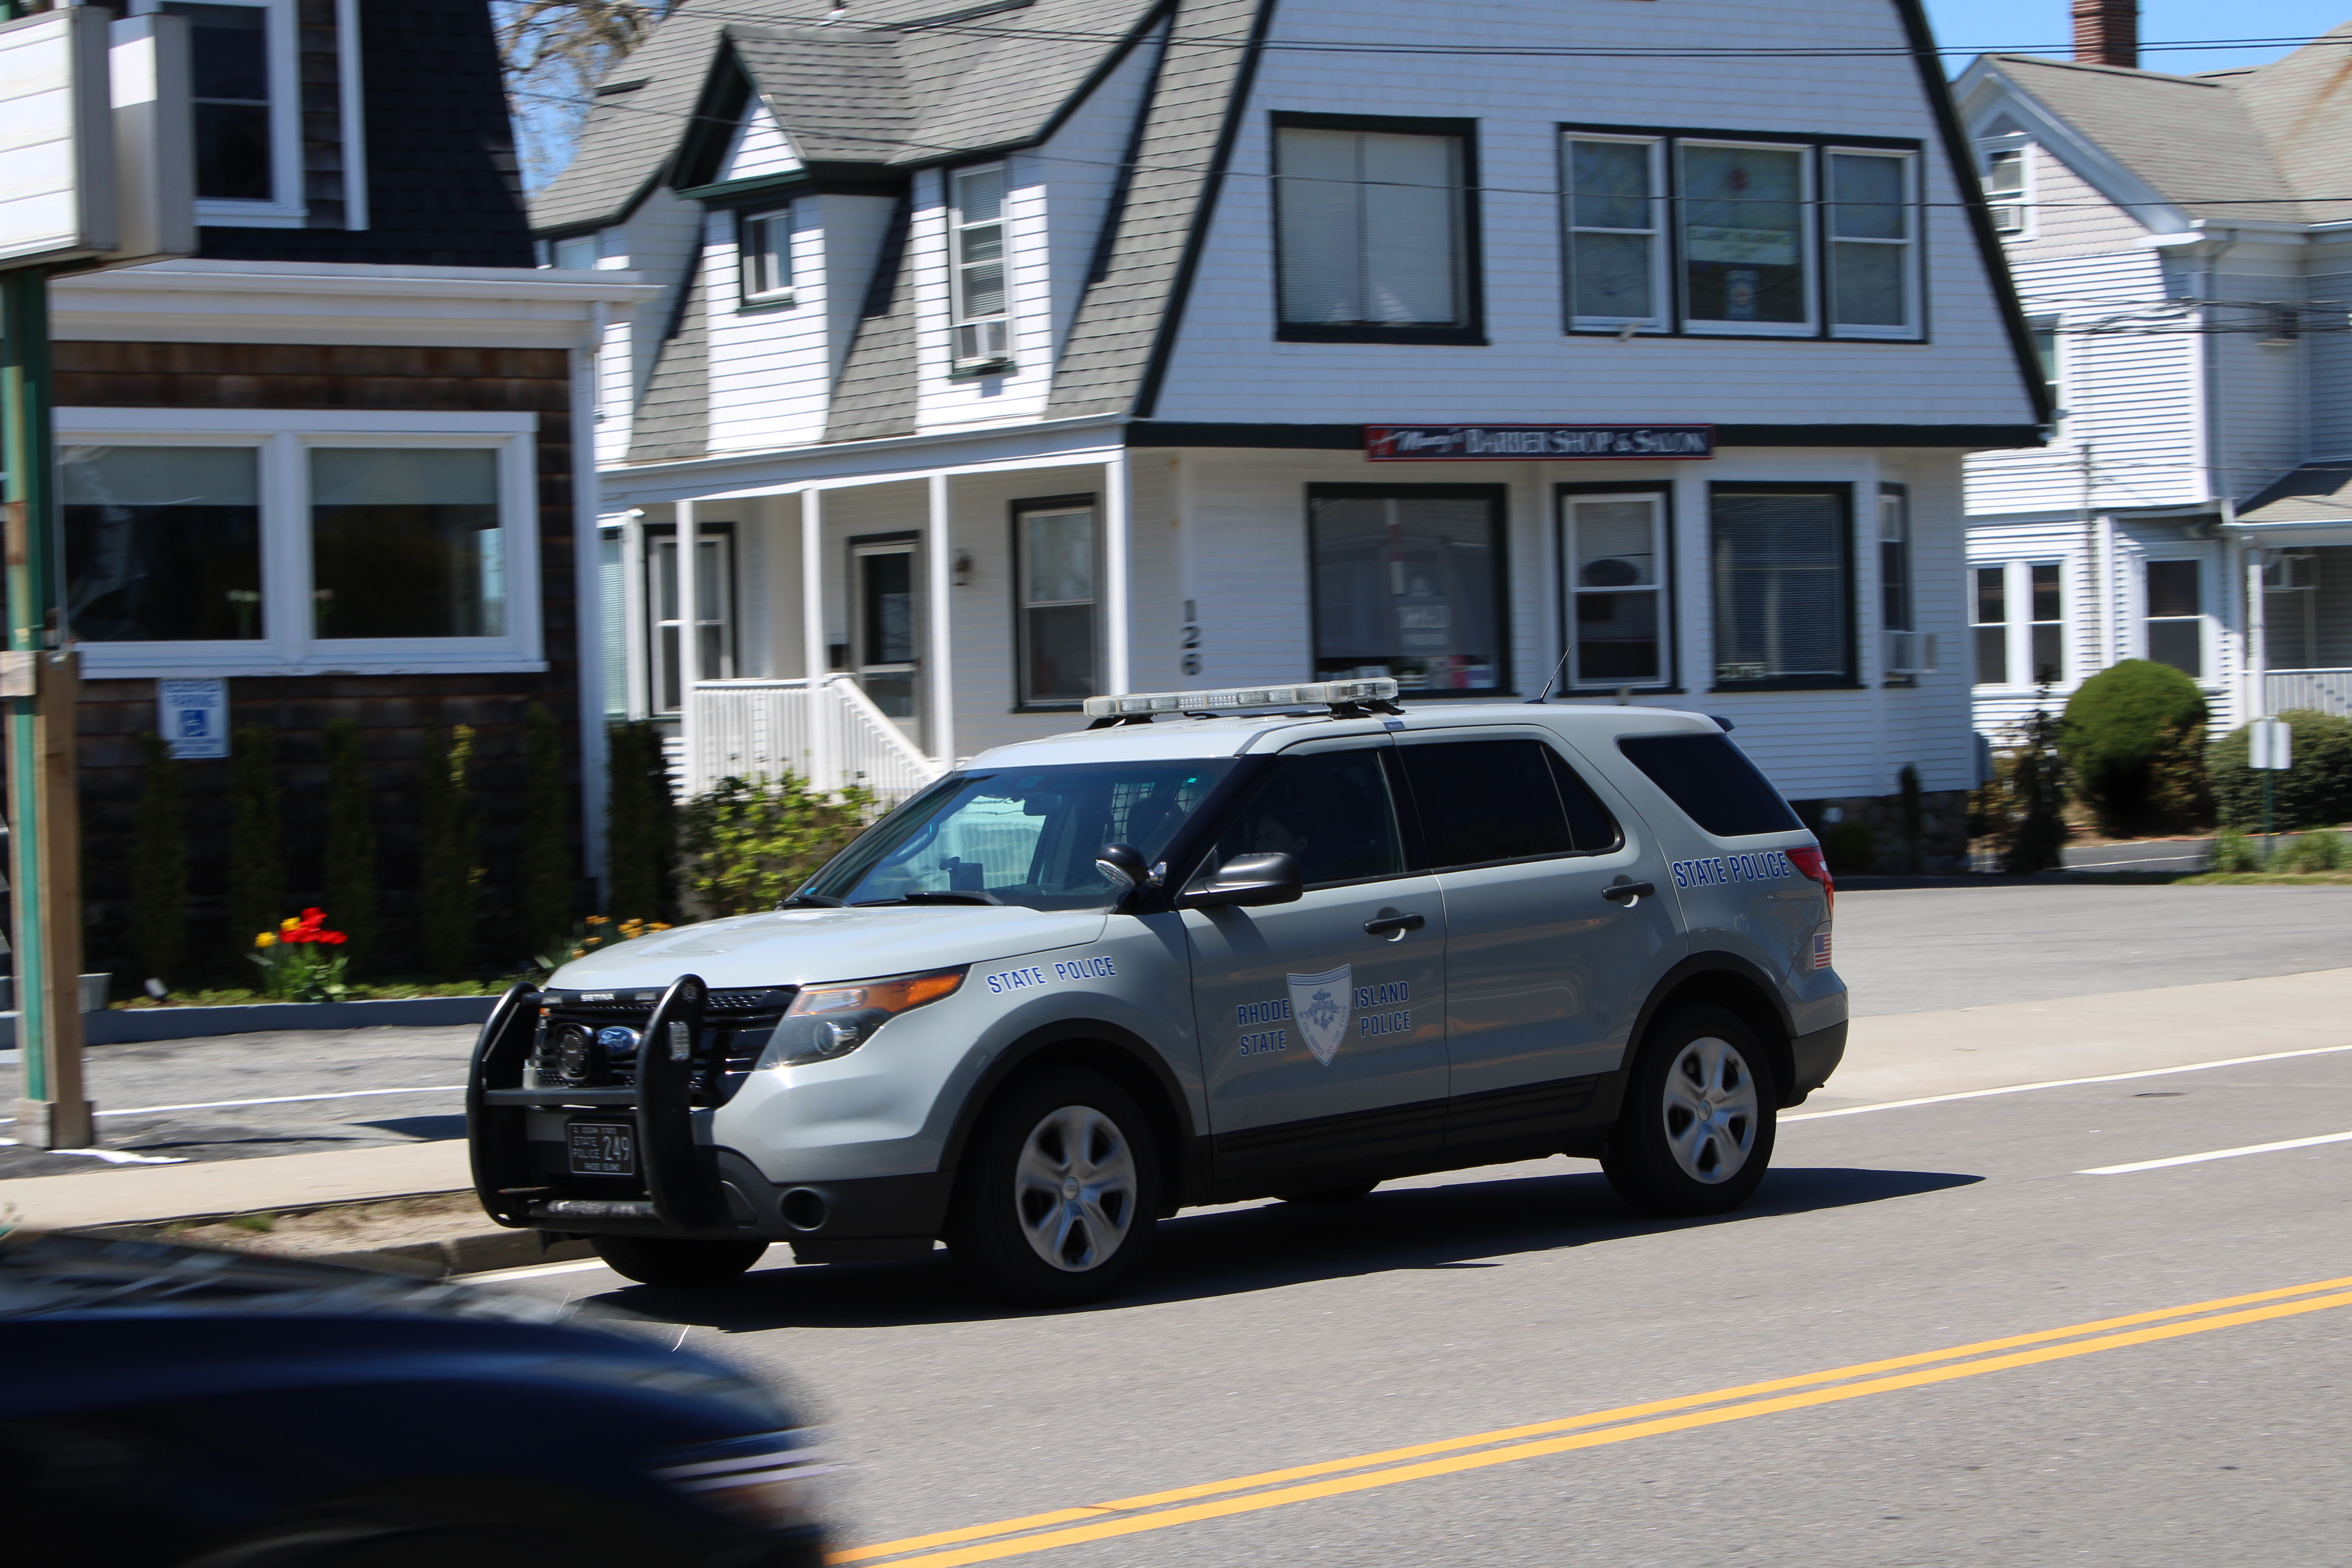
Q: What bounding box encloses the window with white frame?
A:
[1971,565,2008,685]
[1560,490,1670,688]
[1275,120,1474,338]
[1680,141,1813,334]
[1827,150,1918,337]
[2144,559,2202,677]
[739,208,793,305]
[2027,562,2064,683]
[1015,501,1098,706]
[1710,486,1853,686]
[1980,141,2030,235]
[60,410,540,676]
[1562,136,1666,331]
[139,0,303,220]
[2031,316,2067,437]
[1880,484,1919,676]
[550,232,601,270]
[950,165,1013,368]
[647,526,735,714]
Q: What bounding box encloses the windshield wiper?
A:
[780,893,845,908]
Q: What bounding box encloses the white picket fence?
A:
[683,675,944,803]
[2266,669,2352,718]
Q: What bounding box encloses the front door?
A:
[853,541,919,740]
[1184,738,1448,1198]
[1392,729,1682,1163]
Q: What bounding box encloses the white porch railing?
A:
[2265,669,2352,717]
[684,676,946,802]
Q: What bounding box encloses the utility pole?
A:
[2,265,93,1148]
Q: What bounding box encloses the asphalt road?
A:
[496,1044,2352,1566]
[2,883,2347,1177]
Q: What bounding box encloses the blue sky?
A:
[1921,0,2348,75]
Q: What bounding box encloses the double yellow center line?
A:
[834,1273,2352,1568]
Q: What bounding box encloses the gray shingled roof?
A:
[531,0,1161,233]
[2230,22,2352,227]
[628,266,712,461]
[2238,461,2352,526]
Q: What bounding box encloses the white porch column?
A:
[676,499,700,789]
[802,489,831,793]
[1103,450,1131,694]
[621,509,648,718]
[927,472,955,766]
[2246,546,2269,720]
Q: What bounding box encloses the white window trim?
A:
[1561,133,1669,335]
[1677,138,1818,338]
[1976,133,2034,241]
[1825,147,1922,341]
[738,207,795,306]
[646,524,737,716]
[1560,491,1671,689]
[2140,557,2211,680]
[132,0,308,225]
[2029,313,2071,444]
[1014,501,1099,708]
[1969,561,2010,688]
[2021,558,2066,688]
[59,407,543,677]
[949,163,1014,371]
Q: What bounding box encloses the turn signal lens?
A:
[1787,844,1834,913]
[786,967,965,1018]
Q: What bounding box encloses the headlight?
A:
[649,1431,833,1530]
[755,967,965,1068]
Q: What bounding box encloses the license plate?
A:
[568,1120,636,1176]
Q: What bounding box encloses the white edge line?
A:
[2079,1129,2352,1175]
[465,1257,617,1281]
[0,1085,467,1125]
[1784,1044,2352,1122]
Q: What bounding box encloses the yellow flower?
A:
[585,915,610,926]
[279,917,300,933]
[255,932,276,948]
[648,922,672,933]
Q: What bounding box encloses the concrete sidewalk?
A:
[5,967,2347,1232]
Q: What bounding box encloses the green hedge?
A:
[2209,709,2352,831]
[2059,660,2207,834]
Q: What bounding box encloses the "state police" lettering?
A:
[1236,997,1294,1027]
[1669,850,1794,889]
[1239,1029,1288,1056]
[983,954,1119,995]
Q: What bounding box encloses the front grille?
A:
[532,986,795,1103]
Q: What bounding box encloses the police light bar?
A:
[1082,678,1400,719]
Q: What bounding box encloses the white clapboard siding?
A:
[707,203,834,452]
[2312,272,2352,460]
[2002,146,2149,261]
[2210,269,2311,500]
[597,187,705,465]
[913,157,1060,431]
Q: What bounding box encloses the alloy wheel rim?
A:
[1661,1036,1759,1184]
[1012,1104,1138,1272]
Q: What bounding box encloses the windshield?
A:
[798,759,1236,911]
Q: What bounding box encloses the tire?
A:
[948,1069,1158,1307]
[1601,1004,1777,1217]
[591,1234,769,1287]
[1279,1182,1379,1204]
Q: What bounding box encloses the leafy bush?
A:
[2208,709,2352,832]
[226,727,284,960]
[2278,830,2349,873]
[417,725,481,974]
[518,703,572,952]
[1820,818,1877,874]
[1978,694,2071,873]
[321,719,380,970]
[2209,829,2261,873]
[2059,661,2209,835]
[127,732,188,986]
[680,774,875,918]
[604,720,677,924]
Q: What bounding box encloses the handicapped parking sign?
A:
[156,678,229,759]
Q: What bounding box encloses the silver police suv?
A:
[468,680,1845,1303]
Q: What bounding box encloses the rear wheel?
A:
[1601,1004,1776,1217]
[590,1234,769,1287]
[949,1069,1158,1307]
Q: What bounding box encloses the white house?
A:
[1957,16,2352,741]
[534,0,2046,866]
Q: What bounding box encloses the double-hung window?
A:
[2027,563,2065,683]
[1980,139,2030,235]
[1680,141,1813,335]
[1709,486,1853,688]
[1880,484,1920,677]
[1827,151,1919,336]
[2144,560,2203,677]
[1308,485,1506,695]
[1560,488,1670,689]
[648,526,736,715]
[1971,566,2009,686]
[1016,500,1098,706]
[60,409,541,676]
[1274,116,1479,343]
[1562,136,1666,331]
[141,0,302,221]
[739,208,793,305]
[950,165,1013,369]
[2031,315,2067,438]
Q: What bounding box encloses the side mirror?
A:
[1178,851,1303,910]
[1095,842,1148,897]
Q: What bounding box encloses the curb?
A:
[1,995,502,1049]
[80,1194,601,1280]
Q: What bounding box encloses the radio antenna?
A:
[1526,648,1572,704]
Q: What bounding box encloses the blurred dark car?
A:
[0,1229,828,1568]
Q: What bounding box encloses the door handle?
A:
[1601,882,1656,905]
[1363,911,1426,937]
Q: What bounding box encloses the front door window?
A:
[856,543,919,723]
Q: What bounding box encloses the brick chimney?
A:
[2073,0,2138,68]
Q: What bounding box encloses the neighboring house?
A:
[537,0,2044,866]
[1956,17,2352,742]
[43,0,651,975]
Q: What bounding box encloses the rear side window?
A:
[1616,732,1800,837]
[1399,739,1619,867]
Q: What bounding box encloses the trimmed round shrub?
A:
[2059,661,2209,833]
[2209,709,2352,832]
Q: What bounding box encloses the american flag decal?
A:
[1812,931,1833,970]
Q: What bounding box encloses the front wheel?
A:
[948,1069,1158,1307]
[1601,1004,1776,1217]
[591,1234,769,1287]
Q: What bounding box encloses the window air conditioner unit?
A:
[1886,630,1937,675]
[954,319,1011,368]
[2263,552,2320,591]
